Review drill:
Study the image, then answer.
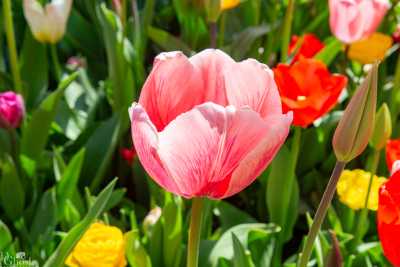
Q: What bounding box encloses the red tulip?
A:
[120,147,136,165]
[378,170,400,267]
[273,58,347,127]
[386,139,400,172]
[130,49,292,199]
[0,91,25,129]
[288,34,325,62]
[329,0,390,44]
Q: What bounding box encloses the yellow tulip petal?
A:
[348,32,393,65]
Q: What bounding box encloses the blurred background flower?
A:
[348,32,393,64]
[0,91,25,129]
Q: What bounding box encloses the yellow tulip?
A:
[337,169,387,211]
[66,222,127,267]
[221,0,240,11]
[23,0,73,44]
[348,32,393,64]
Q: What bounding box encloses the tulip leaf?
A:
[21,72,78,162]
[215,201,257,232]
[148,26,192,55]
[0,156,25,221]
[267,144,299,243]
[0,220,12,251]
[19,31,48,109]
[232,233,255,267]
[43,178,117,267]
[208,223,280,266]
[163,194,183,267]
[126,230,152,267]
[30,188,58,244]
[56,149,86,220]
[314,38,343,66]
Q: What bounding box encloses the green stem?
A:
[3,0,23,94]
[298,161,346,267]
[390,52,400,126]
[187,198,204,267]
[291,126,301,171]
[50,44,62,81]
[351,149,380,249]
[280,0,295,63]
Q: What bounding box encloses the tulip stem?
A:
[50,44,62,81]
[187,198,204,267]
[3,0,23,94]
[280,0,295,63]
[209,22,218,48]
[351,149,380,250]
[298,161,346,267]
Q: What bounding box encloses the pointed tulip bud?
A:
[325,231,343,267]
[205,0,221,22]
[333,63,378,162]
[23,0,73,44]
[370,103,392,150]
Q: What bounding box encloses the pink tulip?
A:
[130,49,292,199]
[0,91,25,129]
[329,0,390,43]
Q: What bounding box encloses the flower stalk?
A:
[50,44,62,81]
[298,161,346,267]
[281,0,295,62]
[187,198,204,267]
[3,0,23,94]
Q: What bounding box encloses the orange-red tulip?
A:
[130,49,292,199]
[288,34,325,62]
[273,58,347,127]
[386,139,400,172]
[378,170,400,267]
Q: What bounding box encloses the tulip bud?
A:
[143,206,162,233]
[220,0,241,11]
[0,91,25,129]
[23,0,73,44]
[370,103,392,150]
[205,0,221,22]
[333,63,378,162]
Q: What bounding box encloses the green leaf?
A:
[19,31,48,109]
[0,156,25,220]
[30,188,58,243]
[314,38,343,66]
[209,223,280,267]
[162,194,183,267]
[79,114,121,190]
[267,145,299,242]
[21,72,78,161]
[56,149,85,219]
[216,201,257,233]
[126,230,152,267]
[97,4,135,111]
[0,220,12,251]
[148,26,192,55]
[43,178,117,267]
[232,233,255,267]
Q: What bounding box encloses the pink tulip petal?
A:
[223,59,282,118]
[156,102,292,198]
[130,103,182,195]
[139,51,204,130]
[189,49,235,105]
[223,112,293,198]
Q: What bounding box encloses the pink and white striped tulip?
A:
[329,0,390,43]
[130,49,292,199]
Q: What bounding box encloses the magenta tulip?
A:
[130,49,292,199]
[0,91,25,129]
[329,0,390,43]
